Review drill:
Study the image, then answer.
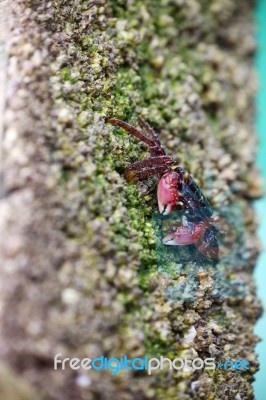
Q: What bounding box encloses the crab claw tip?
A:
[158,201,173,215]
[162,233,177,245]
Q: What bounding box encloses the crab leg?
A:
[125,165,168,181]
[124,156,172,181]
[126,156,173,170]
[137,117,160,142]
[107,118,155,147]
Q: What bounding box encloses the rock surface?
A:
[0,1,263,399]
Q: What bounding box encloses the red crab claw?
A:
[157,170,180,215]
[162,218,206,245]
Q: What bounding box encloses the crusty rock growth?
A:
[0,0,262,399]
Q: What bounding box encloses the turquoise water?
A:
[254,0,266,398]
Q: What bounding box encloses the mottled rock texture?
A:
[0,0,263,399]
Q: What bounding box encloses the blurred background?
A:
[254,0,266,398]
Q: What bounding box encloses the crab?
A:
[107,117,219,261]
